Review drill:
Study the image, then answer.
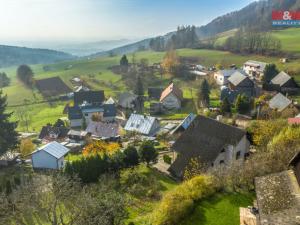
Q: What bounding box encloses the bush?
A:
[163,154,172,164]
[151,175,215,225]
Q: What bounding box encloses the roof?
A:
[68,106,83,120]
[218,69,237,77]
[86,121,119,138]
[171,113,196,134]
[244,60,267,72]
[270,71,291,87]
[124,114,159,136]
[160,83,183,102]
[148,87,163,100]
[118,92,137,107]
[227,71,249,86]
[35,77,72,97]
[74,91,105,106]
[269,93,292,112]
[74,85,90,92]
[67,130,88,137]
[105,97,115,104]
[103,104,117,117]
[255,170,300,225]
[288,117,300,125]
[33,141,69,159]
[169,115,246,177]
[39,125,69,139]
[289,151,300,167]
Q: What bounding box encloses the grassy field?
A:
[2,29,300,131]
[181,192,254,225]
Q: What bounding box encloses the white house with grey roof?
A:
[214,69,237,86]
[124,114,160,136]
[243,60,267,78]
[31,141,69,169]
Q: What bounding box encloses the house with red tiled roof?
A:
[159,83,183,110]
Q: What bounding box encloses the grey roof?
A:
[218,69,237,77]
[33,141,69,159]
[39,126,69,139]
[228,71,248,86]
[124,114,159,135]
[86,121,119,138]
[270,71,291,87]
[67,130,88,137]
[244,60,267,72]
[105,97,115,104]
[269,93,292,112]
[255,170,300,225]
[169,115,246,178]
[118,92,137,108]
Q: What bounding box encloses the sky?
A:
[0,0,255,43]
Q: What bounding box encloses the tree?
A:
[263,64,279,84]
[0,72,10,88]
[19,138,35,158]
[220,97,231,115]
[54,119,65,127]
[161,50,179,74]
[134,75,144,96]
[123,146,139,167]
[198,79,210,107]
[235,94,251,114]
[120,55,129,67]
[17,65,34,87]
[0,91,18,156]
[139,141,158,166]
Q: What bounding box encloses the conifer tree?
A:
[198,79,210,107]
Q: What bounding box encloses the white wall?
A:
[162,93,181,109]
[32,150,58,169]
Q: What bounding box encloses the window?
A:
[236,151,241,160]
[221,148,225,153]
[219,160,225,165]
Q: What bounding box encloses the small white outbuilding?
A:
[31,141,69,170]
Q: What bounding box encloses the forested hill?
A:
[0,45,75,68]
[196,0,300,39]
[94,0,300,56]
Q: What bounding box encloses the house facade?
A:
[169,115,250,178]
[270,71,299,94]
[31,141,69,170]
[214,69,237,86]
[227,71,256,98]
[243,60,267,78]
[160,83,183,110]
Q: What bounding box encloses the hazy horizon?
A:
[0,0,254,45]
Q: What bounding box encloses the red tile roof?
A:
[159,83,183,102]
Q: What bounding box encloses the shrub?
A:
[163,154,172,164]
[151,175,215,225]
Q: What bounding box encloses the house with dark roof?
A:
[228,71,256,98]
[148,87,163,100]
[214,69,237,86]
[160,83,183,110]
[254,152,300,225]
[270,71,299,94]
[169,115,250,178]
[39,125,69,142]
[170,113,196,134]
[74,91,105,106]
[124,114,160,136]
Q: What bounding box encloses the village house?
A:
[74,90,105,106]
[214,69,237,86]
[160,83,183,110]
[170,113,196,135]
[169,115,250,178]
[38,125,69,142]
[124,113,160,136]
[67,130,89,144]
[243,60,267,78]
[86,121,120,141]
[253,152,300,225]
[31,141,69,170]
[148,87,163,100]
[227,71,256,97]
[118,92,138,109]
[270,71,299,94]
[268,93,296,113]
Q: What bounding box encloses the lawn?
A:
[181,192,254,225]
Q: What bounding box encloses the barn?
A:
[31,141,69,169]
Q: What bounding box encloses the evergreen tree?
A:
[134,75,144,96]
[0,72,10,88]
[235,94,251,114]
[220,97,231,115]
[263,64,279,84]
[198,79,210,107]
[0,91,18,156]
[120,55,129,67]
[123,146,139,167]
[139,141,158,166]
